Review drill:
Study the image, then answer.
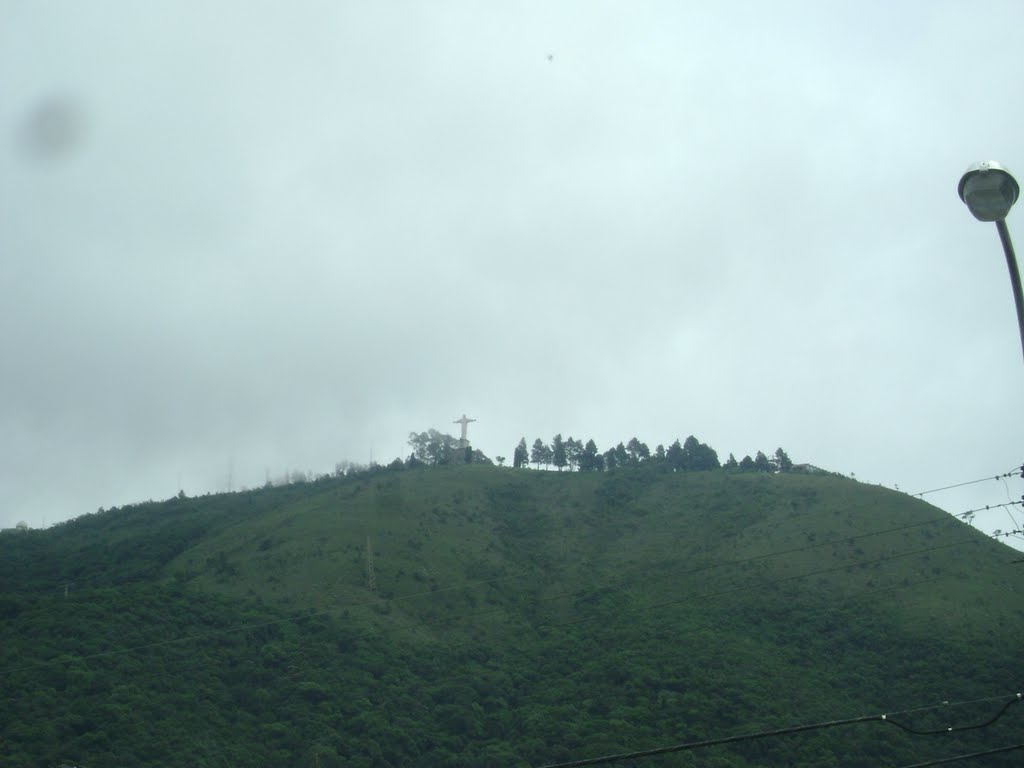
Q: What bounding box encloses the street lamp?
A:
[958,161,1024,362]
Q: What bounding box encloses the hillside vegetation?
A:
[2,465,1023,767]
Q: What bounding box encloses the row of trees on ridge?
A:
[402,429,796,477]
[510,435,793,474]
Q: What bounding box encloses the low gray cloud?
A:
[2,2,1022,545]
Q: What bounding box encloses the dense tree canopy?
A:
[580,440,602,472]
[511,434,792,476]
[408,429,462,465]
[0,465,1018,767]
[408,430,490,466]
[530,438,551,469]
[552,434,567,472]
[513,438,529,469]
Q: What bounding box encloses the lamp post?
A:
[958,161,1024,362]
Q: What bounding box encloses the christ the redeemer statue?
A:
[454,413,476,447]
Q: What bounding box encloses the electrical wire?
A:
[1001,485,1022,532]
[912,465,1023,497]
[892,743,1024,768]
[992,528,1024,542]
[955,500,1024,520]
[534,694,1023,768]
[885,694,1023,735]
[953,501,1024,543]
[886,692,1019,718]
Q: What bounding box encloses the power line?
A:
[534,693,1023,768]
[955,501,1024,544]
[885,693,1023,735]
[887,692,1019,718]
[893,743,1024,768]
[912,465,1023,497]
[991,528,1024,542]
[955,500,1024,520]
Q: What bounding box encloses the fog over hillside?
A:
[2,2,1023,549]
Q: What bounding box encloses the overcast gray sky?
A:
[3,1,1023,547]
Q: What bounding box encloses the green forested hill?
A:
[1,465,1022,767]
